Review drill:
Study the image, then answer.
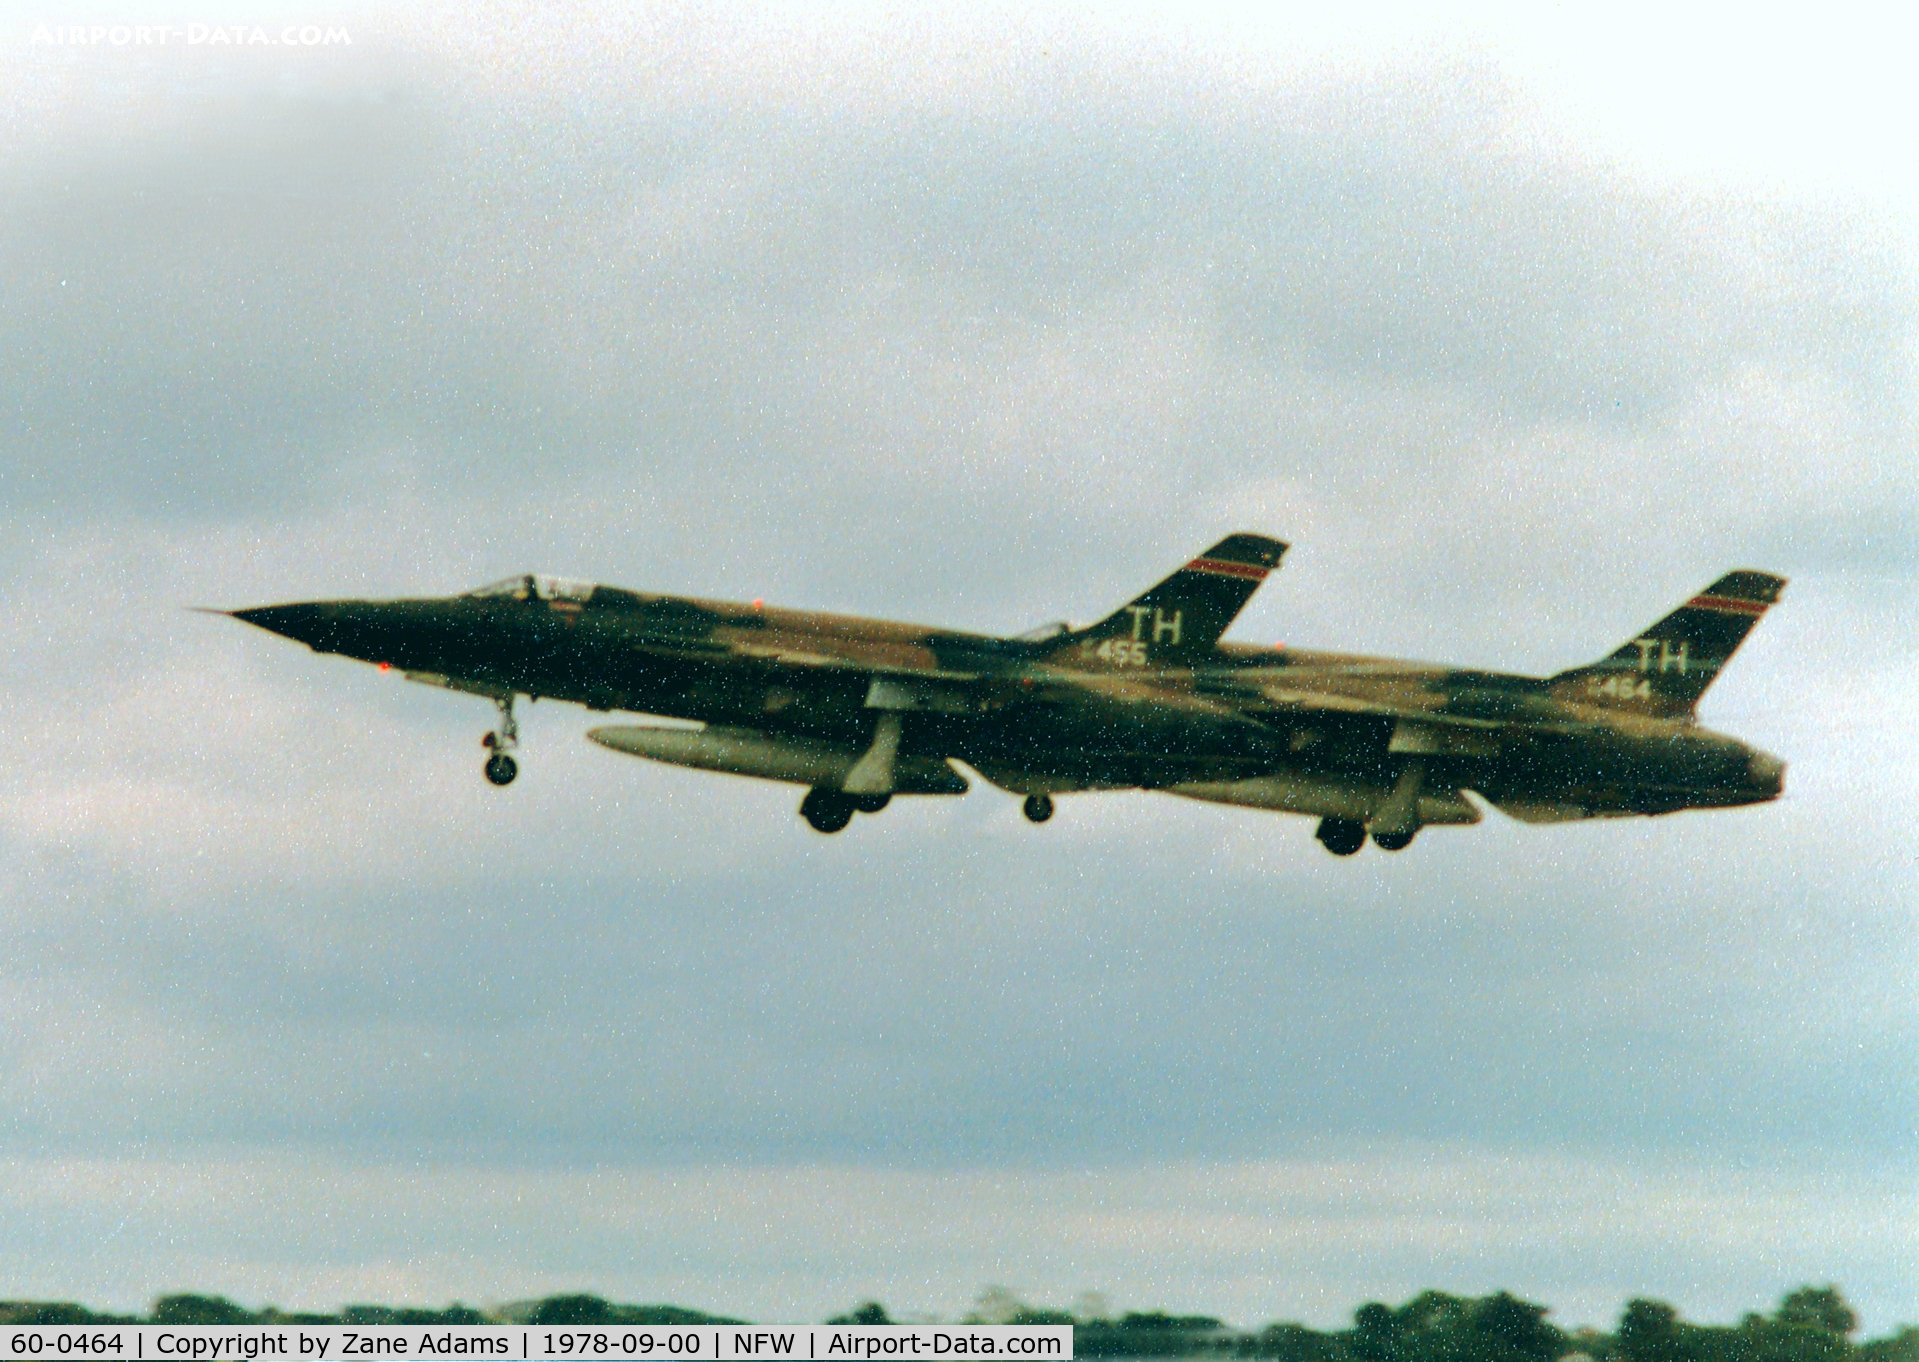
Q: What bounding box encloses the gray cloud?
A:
[3,53,1909,586]
[5,794,1913,1168]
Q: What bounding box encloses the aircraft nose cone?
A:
[1748,748,1786,796]
[228,601,392,659]
[230,603,329,646]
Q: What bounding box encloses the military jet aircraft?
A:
[219,535,1785,854]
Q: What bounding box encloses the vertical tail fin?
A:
[1045,534,1287,667]
[1550,570,1786,716]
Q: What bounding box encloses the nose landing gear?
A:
[482,694,519,786]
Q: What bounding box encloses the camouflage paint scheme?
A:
[222,535,1786,854]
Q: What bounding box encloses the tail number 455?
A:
[1083,638,1149,666]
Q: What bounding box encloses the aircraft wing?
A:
[725,638,1277,738]
[726,637,1504,742]
[728,641,986,684]
[1204,675,1602,743]
[1251,685,1506,728]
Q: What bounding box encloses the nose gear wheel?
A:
[484,753,518,786]
[481,694,519,786]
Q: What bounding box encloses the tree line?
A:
[0,1296,740,1326]
[0,1285,1913,1362]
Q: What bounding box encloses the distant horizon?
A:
[7,1283,1913,1338]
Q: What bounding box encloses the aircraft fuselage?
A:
[225,543,1785,855]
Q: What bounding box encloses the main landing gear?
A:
[1315,818,1366,856]
[800,789,853,833]
[801,787,889,832]
[802,713,903,832]
[482,694,519,786]
[1022,794,1055,824]
[800,787,892,833]
[1314,817,1419,855]
[1359,762,1422,853]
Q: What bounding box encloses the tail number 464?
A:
[1589,674,1653,700]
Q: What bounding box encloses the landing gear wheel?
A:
[1371,829,1416,852]
[481,693,520,786]
[800,788,855,834]
[1022,794,1055,824]
[849,793,891,814]
[1315,817,1365,856]
[484,753,518,786]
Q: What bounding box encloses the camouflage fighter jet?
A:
[219,535,1785,854]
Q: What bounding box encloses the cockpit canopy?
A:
[465,574,596,603]
[1014,620,1072,642]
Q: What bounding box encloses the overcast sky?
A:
[0,0,1913,1334]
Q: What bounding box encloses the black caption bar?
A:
[0,1327,1072,1361]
